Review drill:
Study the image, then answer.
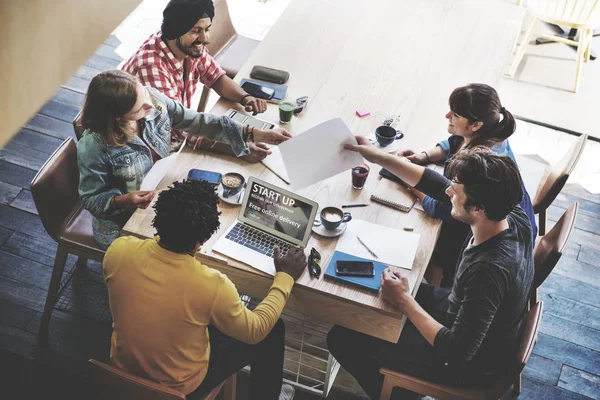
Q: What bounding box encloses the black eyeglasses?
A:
[294,96,309,114]
[308,247,321,278]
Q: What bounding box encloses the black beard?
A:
[176,38,209,58]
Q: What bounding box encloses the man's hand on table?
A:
[241,142,272,163]
[242,95,267,115]
[274,246,307,281]
[380,267,413,311]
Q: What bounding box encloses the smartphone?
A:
[241,81,276,100]
[335,260,375,277]
[187,169,222,185]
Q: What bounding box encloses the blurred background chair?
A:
[378,302,544,400]
[531,202,578,307]
[88,359,236,400]
[30,137,105,338]
[197,0,260,112]
[508,0,600,92]
[532,134,587,235]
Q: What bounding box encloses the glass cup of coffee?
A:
[221,172,245,198]
[320,207,352,231]
[375,125,404,147]
[351,164,370,190]
[279,101,295,124]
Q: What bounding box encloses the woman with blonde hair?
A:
[77,69,290,248]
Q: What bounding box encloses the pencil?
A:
[341,204,368,208]
[357,236,379,259]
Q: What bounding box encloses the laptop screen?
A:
[238,177,318,247]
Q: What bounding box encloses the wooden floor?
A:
[0,37,599,400]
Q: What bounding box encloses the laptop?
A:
[212,177,319,275]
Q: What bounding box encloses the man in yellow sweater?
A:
[103,179,306,400]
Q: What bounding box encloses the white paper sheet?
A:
[261,145,290,184]
[278,118,364,190]
[336,219,420,270]
[140,138,186,191]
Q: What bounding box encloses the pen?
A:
[342,204,368,208]
[357,236,379,259]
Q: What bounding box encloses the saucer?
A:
[367,134,402,153]
[218,185,245,205]
[312,220,348,237]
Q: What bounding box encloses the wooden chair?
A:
[197,0,260,112]
[30,137,105,338]
[378,302,544,400]
[531,202,578,307]
[532,134,587,235]
[508,0,600,92]
[73,110,84,140]
[88,359,237,400]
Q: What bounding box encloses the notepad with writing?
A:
[370,177,417,212]
[324,251,388,293]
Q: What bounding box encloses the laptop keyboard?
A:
[225,223,291,258]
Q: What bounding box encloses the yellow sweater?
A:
[103,236,294,394]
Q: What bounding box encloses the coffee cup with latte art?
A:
[221,172,245,198]
[320,206,352,231]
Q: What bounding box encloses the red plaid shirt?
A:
[121,31,226,145]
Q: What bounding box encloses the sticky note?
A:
[355,108,370,117]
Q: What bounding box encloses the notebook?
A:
[324,251,388,293]
[370,176,417,212]
[240,78,288,103]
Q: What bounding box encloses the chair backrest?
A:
[533,202,578,289]
[532,134,587,214]
[530,0,600,26]
[30,137,81,242]
[88,359,186,400]
[515,302,544,370]
[206,0,237,57]
[73,109,84,140]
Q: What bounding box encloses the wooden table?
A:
[123,0,524,343]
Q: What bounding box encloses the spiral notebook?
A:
[370,176,417,212]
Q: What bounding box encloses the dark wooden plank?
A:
[95,43,122,62]
[9,189,38,215]
[104,35,121,48]
[53,87,85,107]
[562,184,600,206]
[84,53,121,71]
[548,204,600,237]
[539,291,600,331]
[553,256,600,288]
[0,250,53,291]
[534,333,600,376]
[506,375,593,400]
[0,182,20,205]
[540,272,600,308]
[2,230,61,267]
[24,113,74,140]
[0,298,38,330]
[37,99,80,123]
[0,160,37,189]
[0,204,49,239]
[63,76,90,94]
[25,310,111,357]
[0,128,64,170]
[558,365,600,399]
[539,313,600,352]
[0,226,12,247]
[522,354,562,386]
[0,276,47,312]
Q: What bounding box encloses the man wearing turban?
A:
[121,0,270,162]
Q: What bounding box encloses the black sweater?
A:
[415,168,534,376]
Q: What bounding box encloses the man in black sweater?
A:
[327,139,534,400]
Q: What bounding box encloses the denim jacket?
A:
[77,87,249,247]
[421,134,537,238]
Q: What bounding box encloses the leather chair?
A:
[30,137,105,338]
[378,302,544,400]
[532,134,587,235]
[531,202,578,308]
[88,359,237,400]
[197,0,260,112]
